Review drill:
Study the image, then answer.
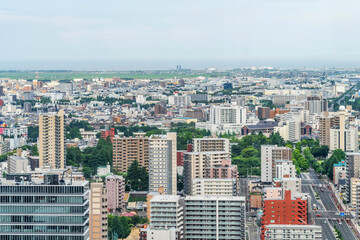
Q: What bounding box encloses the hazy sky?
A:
[1,0,360,69]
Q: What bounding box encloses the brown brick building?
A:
[112,136,149,172]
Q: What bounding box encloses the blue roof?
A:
[334,160,346,167]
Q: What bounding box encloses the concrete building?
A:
[275,160,296,179]
[261,145,292,183]
[105,175,125,211]
[39,110,65,169]
[149,195,184,236]
[264,225,322,240]
[183,151,231,194]
[191,178,238,196]
[0,175,90,239]
[112,136,149,172]
[274,177,302,194]
[305,96,328,114]
[319,116,338,146]
[59,82,73,95]
[274,120,301,142]
[330,126,358,152]
[333,160,346,186]
[193,137,230,152]
[149,133,177,195]
[209,104,246,125]
[23,102,32,113]
[168,94,191,107]
[89,181,108,240]
[349,178,360,207]
[139,227,181,240]
[261,190,308,240]
[7,155,30,173]
[345,152,360,203]
[184,195,246,240]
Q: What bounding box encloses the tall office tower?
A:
[0,174,90,239]
[149,195,184,237]
[183,151,231,194]
[149,133,177,195]
[39,110,65,169]
[261,145,292,183]
[264,225,322,240]
[329,107,358,152]
[305,96,328,114]
[90,182,108,240]
[192,137,230,152]
[184,196,246,240]
[112,136,149,172]
[261,189,308,240]
[209,105,247,125]
[105,175,125,211]
[345,152,360,203]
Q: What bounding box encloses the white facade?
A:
[168,95,191,107]
[149,133,177,195]
[261,145,275,183]
[274,120,301,142]
[193,137,230,153]
[191,178,237,196]
[264,224,322,240]
[330,126,358,152]
[7,155,30,174]
[278,177,302,194]
[209,105,246,125]
[275,160,296,179]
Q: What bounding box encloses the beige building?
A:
[183,151,231,194]
[149,133,177,195]
[112,136,149,172]
[193,137,230,152]
[191,178,237,196]
[39,110,65,169]
[90,182,108,240]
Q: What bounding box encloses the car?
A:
[316,214,322,217]
[324,220,327,224]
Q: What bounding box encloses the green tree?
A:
[126,160,149,191]
[323,149,345,180]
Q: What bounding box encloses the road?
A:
[330,83,359,110]
[301,169,356,240]
[247,220,259,240]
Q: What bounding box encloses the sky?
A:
[0,0,360,70]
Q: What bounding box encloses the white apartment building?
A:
[149,133,177,195]
[261,145,292,183]
[184,196,246,240]
[209,105,246,125]
[191,178,237,196]
[330,126,358,152]
[275,160,296,179]
[274,120,301,142]
[168,94,191,107]
[7,155,30,174]
[150,195,184,237]
[264,225,322,240]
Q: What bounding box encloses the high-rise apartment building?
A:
[149,195,184,236]
[149,133,177,195]
[183,151,231,194]
[192,137,230,152]
[39,110,65,169]
[274,120,301,142]
[305,96,328,114]
[345,152,360,203]
[209,105,247,125]
[261,189,308,240]
[261,145,292,183]
[89,182,108,240]
[0,175,90,239]
[112,136,149,172]
[319,116,338,146]
[184,196,246,240]
[105,175,125,211]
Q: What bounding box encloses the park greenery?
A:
[108,214,148,239]
[169,122,211,150]
[125,160,149,191]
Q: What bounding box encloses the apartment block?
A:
[112,136,149,172]
[261,145,292,183]
[149,195,184,236]
[7,155,30,173]
[192,137,230,152]
[261,190,308,240]
[191,178,238,196]
[89,182,108,240]
[39,110,65,169]
[183,151,231,194]
[149,133,177,195]
[184,196,246,240]
[105,175,125,211]
[0,175,90,239]
[264,225,322,240]
[345,152,360,203]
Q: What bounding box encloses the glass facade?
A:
[0,183,89,240]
